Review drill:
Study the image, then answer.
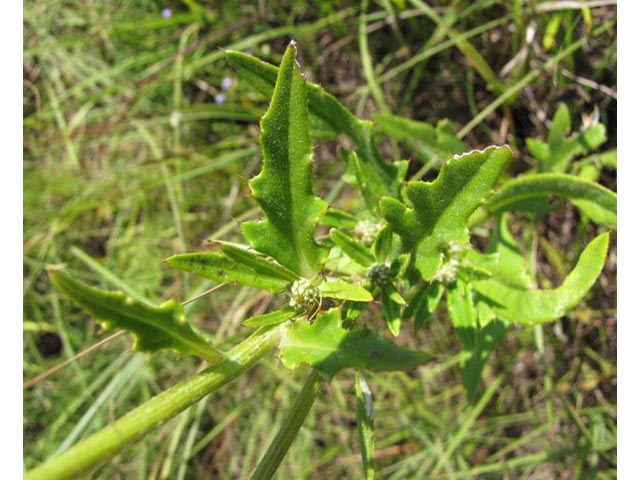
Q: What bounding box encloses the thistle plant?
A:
[27,41,615,480]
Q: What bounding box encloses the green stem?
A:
[26,326,280,480]
[250,369,323,480]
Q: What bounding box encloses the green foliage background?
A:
[24,1,616,478]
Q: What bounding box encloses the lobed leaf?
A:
[381,146,512,280]
[484,173,617,229]
[226,49,404,207]
[48,269,223,362]
[241,42,327,276]
[279,308,432,376]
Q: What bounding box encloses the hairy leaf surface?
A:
[48,269,223,361]
[226,49,403,207]
[381,146,512,280]
[241,43,327,276]
[280,308,432,375]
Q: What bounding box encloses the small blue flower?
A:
[243,50,252,56]
[214,94,225,104]
[161,8,172,19]
[221,77,233,91]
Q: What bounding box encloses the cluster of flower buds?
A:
[288,279,320,313]
[367,263,391,287]
[354,220,384,247]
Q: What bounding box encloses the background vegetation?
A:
[24,1,617,478]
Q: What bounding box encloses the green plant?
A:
[26,41,615,480]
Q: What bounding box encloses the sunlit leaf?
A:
[374,114,465,165]
[318,279,373,302]
[404,282,444,331]
[472,233,609,325]
[48,269,224,362]
[330,229,375,267]
[529,103,607,173]
[226,49,404,208]
[243,308,298,328]
[166,252,291,292]
[381,146,512,280]
[320,207,359,228]
[280,308,432,375]
[355,371,375,480]
[242,42,327,276]
[380,286,401,336]
[484,173,617,229]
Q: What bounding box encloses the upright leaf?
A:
[280,308,432,375]
[529,103,607,173]
[447,280,507,400]
[48,269,224,362]
[472,233,609,325]
[460,319,507,401]
[242,42,327,276]
[381,146,512,280]
[355,371,375,480]
[226,49,404,207]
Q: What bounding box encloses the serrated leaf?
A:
[472,233,609,325]
[330,229,375,267]
[241,43,327,276]
[318,279,373,302]
[48,269,223,362]
[280,308,432,375]
[355,371,375,480]
[166,252,291,292]
[485,173,617,229]
[243,308,298,328]
[226,49,404,208]
[381,146,512,280]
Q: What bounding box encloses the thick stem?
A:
[26,326,280,480]
[250,368,323,480]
